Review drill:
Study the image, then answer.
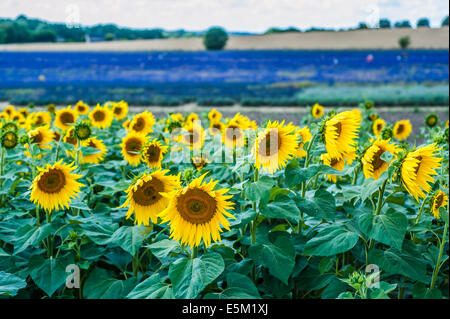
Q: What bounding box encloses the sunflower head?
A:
[74,121,92,141]
[209,120,225,136]
[368,113,378,121]
[321,151,356,183]
[323,110,360,160]
[75,101,90,115]
[381,126,393,140]
[80,137,107,164]
[10,112,24,122]
[253,120,298,174]
[55,106,78,131]
[1,130,19,150]
[141,139,168,168]
[295,126,312,158]
[372,118,386,137]
[89,104,114,129]
[111,101,129,120]
[208,109,222,122]
[400,143,442,200]
[120,170,181,226]
[4,105,15,116]
[312,103,324,119]
[47,104,56,114]
[31,111,52,128]
[28,125,54,149]
[129,111,155,134]
[180,122,205,150]
[2,121,19,133]
[431,191,448,219]
[63,127,78,147]
[364,100,374,110]
[121,131,147,166]
[159,174,235,248]
[18,107,29,118]
[192,155,211,171]
[362,139,399,180]
[425,113,439,128]
[393,120,412,141]
[223,120,246,149]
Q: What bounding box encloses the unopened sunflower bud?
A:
[381,126,393,140]
[425,113,438,128]
[74,121,92,140]
[1,130,19,149]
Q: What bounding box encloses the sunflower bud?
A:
[1,130,19,149]
[47,104,56,114]
[364,100,374,110]
[2,121,18,132]
[381,126,393,140]
[425,113,438,128]
[183,168,194,182]
[74,121,92,140]
[19,133,29,145]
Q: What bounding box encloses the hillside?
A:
[1,27,448,51]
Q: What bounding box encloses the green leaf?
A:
[244,176,274,206]
[29,255,74,297]
[0,271,27,296]
[205,272,260,299]
[80,222,119,245]
[110,226,152,255]
[369,248,428,283]
[360,173,388,203]
[303,223,359,257]
[14,224,52,254]
[439,207,449,224]
[0,247,10,256]
[285,163,343,188]
[126,274,173,299]
[147,239,181,261]
[412,282,443,299]
[295,189,336,221]
[249,234,295,285]
[359,209,407,249]
[83,268,136,299]
[169,251,225,299]
[261,195,300,221]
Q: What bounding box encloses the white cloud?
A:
[1,0,448,32]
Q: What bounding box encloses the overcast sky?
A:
[2,0,449,32]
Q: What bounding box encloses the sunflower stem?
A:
[191,246,198,259]
[0,147,5,206]
[430,221,448,290]
[250,168,260,245]
[411,197,428,242]
[46,211,52,258]
[368,178,388,250]
[352,163,361,185]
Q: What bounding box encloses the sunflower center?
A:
[126,138,143,155]
[132,178,164,206]
[78,106,85,112]
[114,107,122,115]
[183,129,200,145]
[31,132,43,144]
[258,131,281,157]
[371,149,386,170]
[60,112,75,125]
[132,117,145,131]
[396,124,404,135]
[334,122,342,137]
[35,115,44,126]
[144,145,161,162]
[177,189,217,224]
[414,156,422,175]
[330,157,340,167]
[2,132,18,149]
[434,193,444,209]
[93,111,105,122]
[38,169,66,194]
[212,123,222,130]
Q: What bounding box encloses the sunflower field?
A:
[0,101,448,300]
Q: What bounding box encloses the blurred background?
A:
[0,0,448,127]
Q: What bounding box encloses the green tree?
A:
[399,36,411,49]
[394,20,412,28]
[104,33,115,41]
[441,16,449,27]
[417,18,430,28]
[379,19,391,29]
[203,27,228,50]
[31,29,57,42]
[0,28,6,44]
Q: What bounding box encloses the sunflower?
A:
[170,113,184,123]
[74,101,90,115]
[3,105,15,117]
[368,113,378,121]
[425,113,438,128]
[253,120,298,174]
[393,120,412,141]
[129,111,155,134]
[120,170,181,226]
[63,127,78,147]
[1,130,18,150]
[80,137,107,164]
[30,160,84,213]
[208,109,222,122]
[122,119,131,129]
[323,110,360,159]
[180,122,205,150]
[362,139,399,180]
[18,107,29,118]
[10,112,24,122]
[431,191,448,219]
[28,125,54,149]
[89,104,114,129]
[209,120,225,136]
[295,126,312,158]
[185,113,200,126]
[111,101,128,120]
[54,106,78,131]
[31,111,52,128]
[321,151,356,183]
[192,155,211,171]
[372,118,386,137]
[400,144,442,200]
[311,103,324,119]
[223,121,246,148]
[159,174,235,248]
[121,131,147,166]
[351,109,362,125]
[141,139,168,168]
